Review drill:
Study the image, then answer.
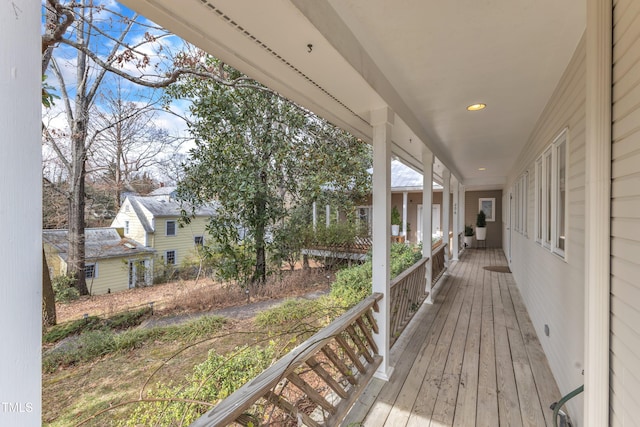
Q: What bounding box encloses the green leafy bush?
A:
[330,243,423,308]
[43,307,152,344]
[126,343,277,426]
[43,315,226,372]
[52,274,80,303]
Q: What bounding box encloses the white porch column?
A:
[402,191,408,240]
[0,2,41,425]
[371,107,393,379]
[451,177,460,261]
[442,169,451,266]
[460,185,466,238]
[422,149,434,303]
[584,0,612,424]
[325,205,330,227]
[312,201,317,231]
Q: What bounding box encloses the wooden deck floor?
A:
[343,248,562,427]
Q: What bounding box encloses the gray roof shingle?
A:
[43,228,155,261]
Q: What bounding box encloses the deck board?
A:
[343,248,563,427]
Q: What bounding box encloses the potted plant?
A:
[464,224,474,247]
[391,206,401,236]
[476,210,487,241]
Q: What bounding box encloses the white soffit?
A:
[122,0,585,189]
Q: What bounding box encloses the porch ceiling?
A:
[122,0,585,190]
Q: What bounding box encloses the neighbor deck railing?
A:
[389,257,429,348]
[191,293,383,427]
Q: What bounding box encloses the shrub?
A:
[43,315,226,372]
[126,343,277,426]
[43,307,152,344]
[254,297,340,333]
[52,274,80,303]
[330,243,423,308]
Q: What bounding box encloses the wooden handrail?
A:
[191,293,383,427]
[389,257,429,347]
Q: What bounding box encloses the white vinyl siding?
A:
[611,0,640,424]
[504,35,586,425]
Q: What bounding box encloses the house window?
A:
[166,220,176,236]
[544,147,553,248]
[85,263,97,279]
[194,236,204,246]
[513,173,528,236]
[165,250,176,265]
[553,131,567,256]
[356,206,373,234]
[534,128,568,259]
[124,220,130,234]
[535,158,543,243]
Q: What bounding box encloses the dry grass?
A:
[55,268,333,324]
[44,268,334,426]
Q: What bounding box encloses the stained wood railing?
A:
[389,257,429,348]
[432,243,447,285]
[191,293,383,427]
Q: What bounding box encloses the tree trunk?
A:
[253,171,268,285]
[67,129,88,295]
[42,249,57,326]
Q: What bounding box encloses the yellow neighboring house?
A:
[43,228,155,295]
[111,187,215,271]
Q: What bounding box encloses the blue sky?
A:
[42,0,194,182]
[42,0,192,140]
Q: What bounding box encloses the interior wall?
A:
[464,190,503,248]
[504,35,586,424]
[611,0,640,423]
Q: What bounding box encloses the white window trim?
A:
[166,220,177,237]
[165,250,177,265]
[85,263,98,279]
[124,220,130,235]
[535,158,543,243]
[551,129,568,259]
[534,128,569,260]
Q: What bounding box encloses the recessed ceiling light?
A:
[478,167,486,171]
[467,103,487,111]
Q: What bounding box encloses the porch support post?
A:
[584,0,612,424]
[451,177,459,261]
[325,205,330,227]
[312,201,317,231]
[460,185,466,236]
[371,107,393,379]
[442,169,451,266]
[422,149,434,303]
[402,191,408,240]
[0,2,42,425]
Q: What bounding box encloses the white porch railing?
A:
[190,293,383,427]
